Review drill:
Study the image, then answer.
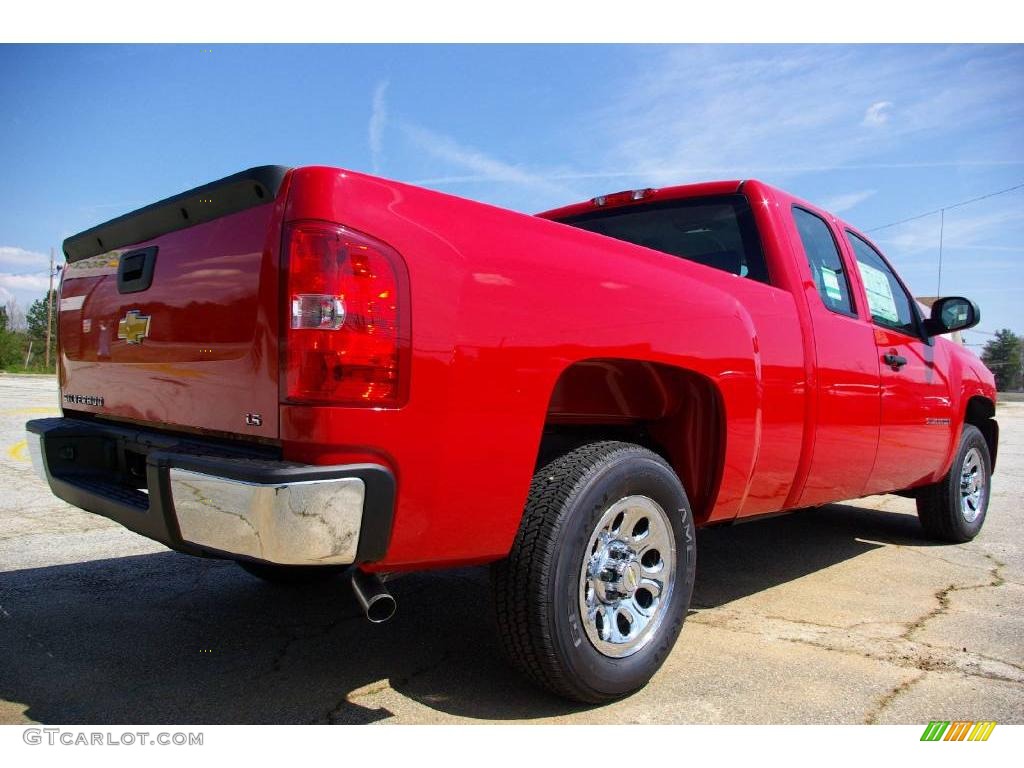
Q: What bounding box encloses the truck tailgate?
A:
[57,167,290,440]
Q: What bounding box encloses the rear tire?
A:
[491,441,696,703]
[916,424,991,543]
[237,561,346,585]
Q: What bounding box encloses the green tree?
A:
[981,329,1023,391]
[23,290,57,370]
[26,290,57,346]
[0,306,22,368]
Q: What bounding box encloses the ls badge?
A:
[117,310,151,344]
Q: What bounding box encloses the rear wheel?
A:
[916,424,992,543]
[492,441,696,703]
[236,561,347,585]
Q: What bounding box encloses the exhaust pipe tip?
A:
[364,593,397,623]
[351,568,396,623]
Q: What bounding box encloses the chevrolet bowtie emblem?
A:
[117,310,151,344]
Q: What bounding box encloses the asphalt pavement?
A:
[1,374,1021,724]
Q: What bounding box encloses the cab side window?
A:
[791,207,855,316]
[845,232,918,337]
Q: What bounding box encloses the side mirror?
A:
[924,296,980,336]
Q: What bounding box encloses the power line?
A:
[867,181,1024,233]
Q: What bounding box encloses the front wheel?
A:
[491,441,696,703]
[916,424,992,543]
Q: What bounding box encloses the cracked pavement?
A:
[0,375,1021,724]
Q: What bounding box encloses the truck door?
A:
[788,206,881,506]
[843,231,955,494]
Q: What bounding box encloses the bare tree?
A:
[4,297,25,331]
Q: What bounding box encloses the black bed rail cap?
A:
[63,165,292,263]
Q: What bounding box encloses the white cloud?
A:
[410,159,1024,188]
[0,247,54,312]
[585,47,1024,186]
[0,246,49,272]
[818,189,876,214]
[0,272,51,316]
[590,47,857,184]
[384,47,1021,218]
[871,201,1024,315]
[0,273,50,292]
[369,80,389,173]
[402,123,574,200]
[862,100,893,127]
[874,205,1024,257]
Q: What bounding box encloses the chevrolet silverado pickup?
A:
[27,165,997,703]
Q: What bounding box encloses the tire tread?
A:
[916,424,989,543]
[491,440,672,702]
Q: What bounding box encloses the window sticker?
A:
[858,261,899,323]
[820,266,843,303]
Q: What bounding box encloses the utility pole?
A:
[936,208,945,297]
[45,247,55,370]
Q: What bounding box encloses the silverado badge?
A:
[117,309,151,344]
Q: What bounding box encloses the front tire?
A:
[492,441,696,703]
[916,424,992,543]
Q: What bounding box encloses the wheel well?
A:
[538,358,724,523]
[965,395,999,472]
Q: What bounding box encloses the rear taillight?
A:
[283,220,410,406]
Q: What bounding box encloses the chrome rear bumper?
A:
[25,417,395,565]
[169,469,366,565]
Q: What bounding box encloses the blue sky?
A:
[1,44,1021,345]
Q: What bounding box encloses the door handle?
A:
[883,353,908,370]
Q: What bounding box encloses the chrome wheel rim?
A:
[578,495,676,658]
[959,447,986,523]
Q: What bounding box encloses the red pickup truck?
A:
[27,165,997,703]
